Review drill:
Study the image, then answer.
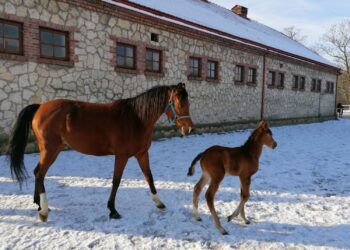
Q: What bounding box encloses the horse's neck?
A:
[244,139,264,161]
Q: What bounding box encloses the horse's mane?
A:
[120,84,188,123]
[242,127,264,149]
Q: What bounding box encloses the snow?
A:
[1,119,350,249]
[103,0,334,67]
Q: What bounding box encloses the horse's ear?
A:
[177,82,186,89]
[258,120,268,129]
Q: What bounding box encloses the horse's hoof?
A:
[38,213,48,222]
[157,203,166,210]
[220,228,229,235]
[195,217,202,222]
[109,212,121,219]
[244,220,250,225]
[227,216,232,222]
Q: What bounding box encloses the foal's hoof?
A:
[109,211,121,219]
[244,220,251,225]
[156,203,166,210]
[219,228,229,235]
[38,213,48,222]
[195,217,202,222]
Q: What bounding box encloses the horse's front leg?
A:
[135,152,166,209]
[108,156,128,219]
[228,176,251,224]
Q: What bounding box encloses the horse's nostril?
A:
[273,142,277,148]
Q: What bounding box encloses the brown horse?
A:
[187,121,277,235]
[7,82,193,222]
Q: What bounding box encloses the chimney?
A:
[232,5,248,19]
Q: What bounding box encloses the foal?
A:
[187,121,277,235]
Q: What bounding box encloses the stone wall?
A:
[0,0,337,142]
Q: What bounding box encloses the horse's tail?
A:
[6,104,41,185]
[187,152,203,176]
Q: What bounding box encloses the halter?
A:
[164,91,191,125]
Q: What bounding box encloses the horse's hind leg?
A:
[34,134,63,222]
[192,173,210,221]
[136,152,165,209]
[108,156,128,219]
[205,176,227,235]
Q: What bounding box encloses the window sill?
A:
[37,57,74,67]
[234,81,245,85]
[0,53,28,62]
[115,67,138,74]
[267,85,275,89]
[145,71,164,77]
[276,86,284,90]
[206,77,219,83]
[246,82,257,87]
[188,75,203,81]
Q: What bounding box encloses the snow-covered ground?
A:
[0,119,349,249]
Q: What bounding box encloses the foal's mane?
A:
[120,84,188,123]
[242,126,264,149]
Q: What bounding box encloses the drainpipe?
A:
[260,53,267,120]
[334,71,340,117]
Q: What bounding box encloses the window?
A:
[116,43,135,69]
[317,79,322,92]
[267,71,276,87]
[326,81,334,93]
[235,65,244,83]
[278,72,285,88]
[40,28,68,60]
[299,76,305,90]
[311,78,317,91]
[146,48,161,72]
[207,60,218,79]
[247,67,256,84]
[188,57,201,77]
[0,19,22,54]
[293,75,299,89]
[151,33,159,42]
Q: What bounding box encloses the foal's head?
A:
[165,82,193,136]
[257,120,277,149]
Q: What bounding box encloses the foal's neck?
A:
[242,137,264,161]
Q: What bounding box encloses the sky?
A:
[210,0,350,47]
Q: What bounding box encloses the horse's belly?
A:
[62,132,114,156]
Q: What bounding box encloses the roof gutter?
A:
[261,53,267,120]
[108,0,340,72]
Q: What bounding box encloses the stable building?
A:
[0,0,340,148]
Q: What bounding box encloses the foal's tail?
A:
[187,152,203,176]
[6,104,41,185]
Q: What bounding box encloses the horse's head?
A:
[165,82,194,136]
[258,120,277,149]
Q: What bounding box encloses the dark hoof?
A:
[245,220,251,225]
[227,216,232,222]
[39,213,48,222]
[109,211,121,219]
[195,217,202,222]
[157,203,166,210]
[222,231,229,235]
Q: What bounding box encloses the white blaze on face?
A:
[39,193,49,216]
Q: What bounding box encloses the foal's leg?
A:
[192,173,210,221]
[108,156,128,219]
[228,177,251,224]
[205,176,227,235]
[34,142,62,222]
[136,152,165,209]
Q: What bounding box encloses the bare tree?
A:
[315,19,350,104]
[316,19,350,73]
[283,26,307,44]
